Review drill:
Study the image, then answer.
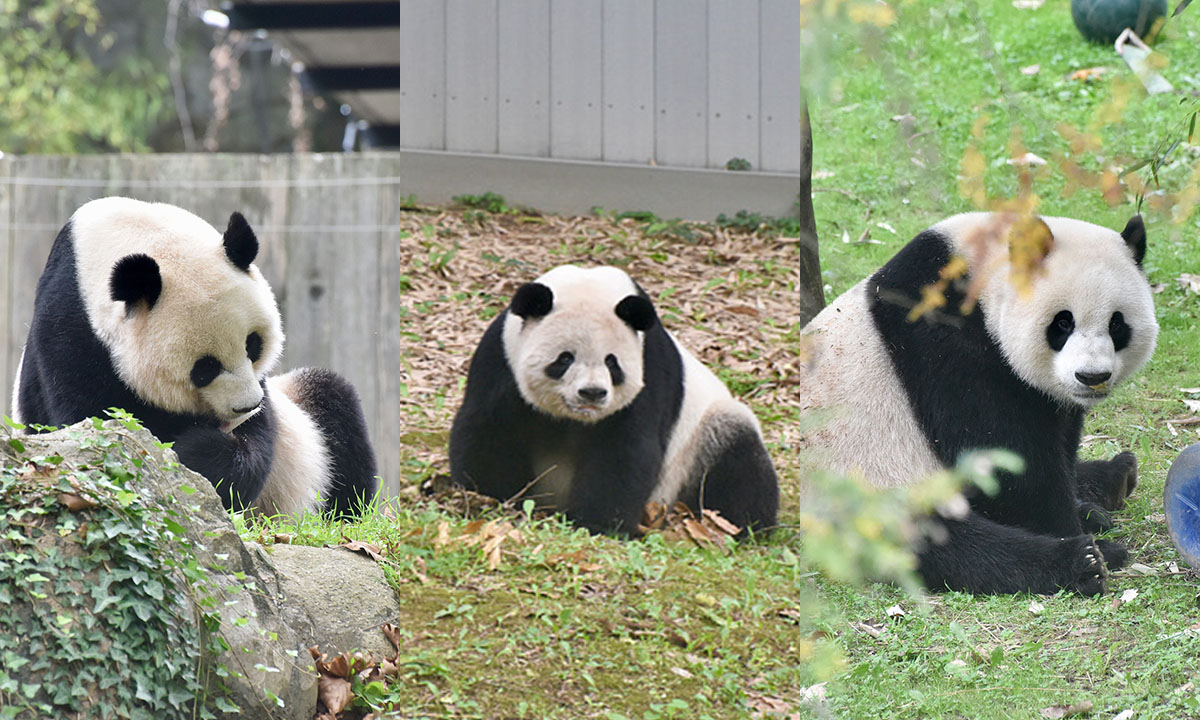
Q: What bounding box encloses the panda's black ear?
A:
[511,282,553,319]
[223,212,258,272]
[1120,214,1146,267]
[615,295,657,332]
[110,254,162,311]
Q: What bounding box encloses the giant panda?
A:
[11,197,378,518]
[449,265,779,536]
[795,211,1158,596]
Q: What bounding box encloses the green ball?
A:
[1071,0,1168,44]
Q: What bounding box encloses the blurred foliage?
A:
[0,0,170,153]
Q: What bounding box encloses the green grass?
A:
[246,2,1200,717]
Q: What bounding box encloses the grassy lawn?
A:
[249,2,1200,718]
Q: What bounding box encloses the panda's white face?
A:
[973,215,1158,408]
[71,197,284,428]
[502,266,655,424]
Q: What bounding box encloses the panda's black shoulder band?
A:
[511,282,553,319]
[616,295,657,332]
[110,253,162,310]
[224,212,259,272]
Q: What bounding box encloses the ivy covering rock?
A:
[0,415,402,719]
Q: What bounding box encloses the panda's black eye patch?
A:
[605,354,625,386]
[246,332,263,363]
[1046,310,1074,352]
[545,351,574,380]
[190,355,222,388]
[1109,311,1131,352]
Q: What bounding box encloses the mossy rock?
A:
[1070,0,1168,44]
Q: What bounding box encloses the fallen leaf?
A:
[853,620,885,639]
[1178,273,1200,294]
[670,666,694,679]
[1070,67,1109,82]
[1021,64,1041,75]
[58,492,97,512]
[1029,599,1045,614]
[382,623,405,651]
[339,538,385,562]
[1013,0,1045,7]
[273,533,293,544]
[317,676,354,715]
[1114,711,1134,720]
[1183,398,1200,414]
[1041,701,1094,718]
[434,521,451,548]
[700,508,742,537]
[800,682,828,703]
[1129,562,1157,576]
[886,604,907,619]
[1180,387,1200,394]
[1121,588,1139,603]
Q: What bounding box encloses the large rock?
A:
[0,420,398,719]
[268,544,405,660]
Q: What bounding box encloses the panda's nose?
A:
[1075,370,1112,387]
[578,387,608,403]
[232,401,261,415]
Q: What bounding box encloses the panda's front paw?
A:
[1063,535,1108,597]
[1077,500,1114,533]
[172,425,238,480]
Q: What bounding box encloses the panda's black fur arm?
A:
[283,368,379,517]
[867,228,1122,593]
[449,314,542,501]
[171,390,277,512]
[18,225,210,438]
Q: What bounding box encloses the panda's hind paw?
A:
[1096,538,1129,571]
[1077,452,1139,511]
[1064,535,1108,597]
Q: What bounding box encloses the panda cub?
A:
[11,197,378,518]
[796,212,1157,596]
[450,265,779,535]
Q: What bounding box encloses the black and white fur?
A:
[796,212,1157,596]
[11,197,378,517]
[450,265,779,535]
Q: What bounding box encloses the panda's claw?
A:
[1064,535,1108,597]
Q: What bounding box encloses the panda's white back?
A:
[794,279,942,487]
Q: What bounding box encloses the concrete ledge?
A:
[388,149,806,222]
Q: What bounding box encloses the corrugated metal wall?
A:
[397,0,807,173]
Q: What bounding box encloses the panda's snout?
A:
[232,401,261,415]
[577,386,608,403]
[1075,370,1112,388]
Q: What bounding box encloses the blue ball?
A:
[1165,443,1200,568]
